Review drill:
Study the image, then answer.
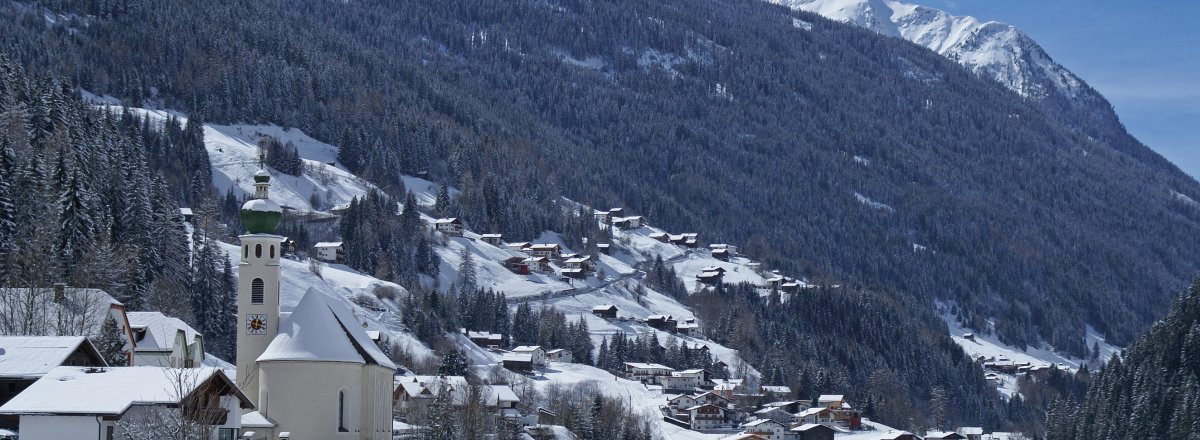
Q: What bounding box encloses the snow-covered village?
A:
[0,99,1106,440]
[2,1,1199,440]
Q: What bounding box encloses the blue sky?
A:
[915,0,1200,178]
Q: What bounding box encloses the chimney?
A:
[53,283,66,303]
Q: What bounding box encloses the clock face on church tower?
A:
[246,314,268,335]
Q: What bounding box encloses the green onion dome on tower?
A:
[241,169,282,234]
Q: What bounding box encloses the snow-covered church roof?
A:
[257,287,396,369]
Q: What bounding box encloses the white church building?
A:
[236,169,397,440]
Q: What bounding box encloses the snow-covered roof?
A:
[527,243,560,250]
[502,353,533,363]
[394,375,468,399]
[466,331,502,340]
[926,432,968,439]
[667,394,696,402]
[564,257,590,264]
[795,407,827,417]
[127,312,201,353]
[480,234,502,239]
[793,423,833,432]
[592,304,617,311]
[314,241,343,248]
[241,410,277,428]
[959,427,984,435]
[178,208,193,216]
[512,346,543,353]
[545,348,567,355]
[817,394,844,402]
[742,418,783,428]
[483,385,519,404]
[673,369,705,376]
[242,198,282,213]
[254,169,272,178]
[761,385,791,393]
[0,366,250,415]
[434,218,461,224]
[623,362,673,371]
[0,287,124,339]
[258,287,396,369]
[0,336,103,378]
[755,406,786,415]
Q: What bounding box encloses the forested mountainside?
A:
[776,0,1168,171]
[4,0,1197,357]
[0,58,240,359]
[1047,279,1200,439]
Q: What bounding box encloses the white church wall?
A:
[259,361,367,440]
[361,364,395,439]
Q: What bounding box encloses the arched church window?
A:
[270,245,275,259]
[252,278,264,304]
[255,244,262,258]
[338,390,348,432]
[243,245,248,259]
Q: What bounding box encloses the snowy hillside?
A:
[773,0,1093,103]
[102,101,830,436]
[215,240,435,363]
[426,216,766,381]
[93,104,446,214]
[936,301,1119,397]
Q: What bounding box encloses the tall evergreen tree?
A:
[57,168,95,271]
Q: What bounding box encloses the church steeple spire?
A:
[240,169,282,234]
[236,167,284,408]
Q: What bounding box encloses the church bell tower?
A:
[236,169,284,406]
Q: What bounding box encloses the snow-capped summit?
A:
[774,0,1092,102]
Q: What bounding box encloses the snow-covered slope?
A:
[216,240,434,363]
[110,101,798,435]
[427,219,765,381]
[773,0,1095,104]
[94,104,447,214]
[937,301,1119,397]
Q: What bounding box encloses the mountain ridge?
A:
[774,0,1174,171]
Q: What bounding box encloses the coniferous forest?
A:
[0,0,1197,436]
[1047,279,1200,439]
[3,0,1196,357]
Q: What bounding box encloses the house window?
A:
[338,390,348,432]
[251,278,264,304]
[218,428,239,440]
[255,244,262,258]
